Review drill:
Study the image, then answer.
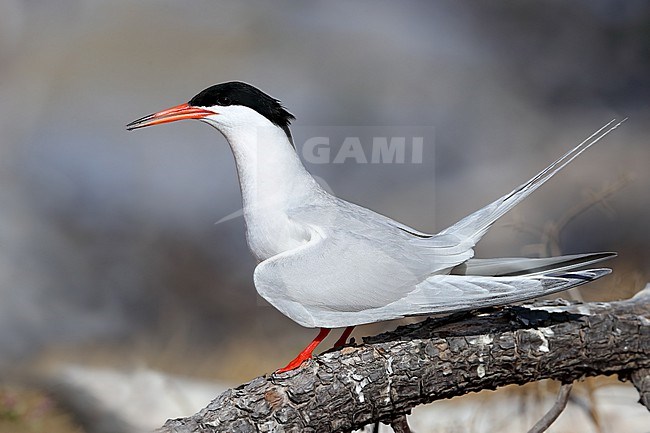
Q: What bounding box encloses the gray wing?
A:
[253,218,612,328]
[254,228,611,327]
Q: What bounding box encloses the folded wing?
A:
[254,225,613,328]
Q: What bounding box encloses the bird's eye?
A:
[218,96,231,106]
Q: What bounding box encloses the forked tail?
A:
[439,119,626,244]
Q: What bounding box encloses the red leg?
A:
[334,326,355,348]
[277,328,331,373]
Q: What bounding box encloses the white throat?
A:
[202,109,321,260]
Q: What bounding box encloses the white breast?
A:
[243,204,311,261]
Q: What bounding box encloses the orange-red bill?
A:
[126,103,216,131]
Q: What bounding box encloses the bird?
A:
[127,81,622,372]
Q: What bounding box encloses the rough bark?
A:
[158,285,650,433]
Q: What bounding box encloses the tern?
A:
[127,81,621,372]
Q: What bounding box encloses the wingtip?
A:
[549,267,612,281]
[592,267,613,277]
[592,251,618,261]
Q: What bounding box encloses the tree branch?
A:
[158,285,650,433]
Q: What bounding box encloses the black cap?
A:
[189,81,295,140]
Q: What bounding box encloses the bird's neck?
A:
[222,125,321,214]
[220,124,321,260]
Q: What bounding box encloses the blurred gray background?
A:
[1,0,649,380]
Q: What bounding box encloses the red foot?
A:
[276,328,331,373]
[334,326,355,348]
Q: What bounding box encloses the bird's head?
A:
[126,81,295,140]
